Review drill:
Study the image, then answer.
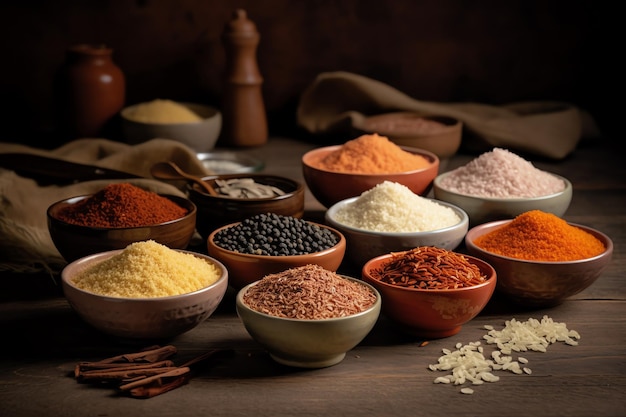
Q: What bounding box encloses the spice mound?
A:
[56,183,188,228]
[370,246,487,289]
[125,99,204,124]
[242,264,377,319]
[213,213,339,256]
[314,134,431,174]
[333,181,460,232]
[472,210,606,261]
[71,240,222,298]
[438,148,565,198]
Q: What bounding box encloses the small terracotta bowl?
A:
[361,252,496,338]
[188,173,305,239]
[433,172,573,227]
[302,145,439,208]
[47,194,197,263]
[207,221,346,290]
[61,249,229,340]
[465,220,613,307]
[359,112,462,159]
[325,197,469,268]
[236,276,381,368]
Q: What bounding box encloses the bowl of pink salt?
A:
[465,210,613,307]
[302,134,439,208]
[433,148,572,226]
[236,264,381,368]
[47,183,197,263]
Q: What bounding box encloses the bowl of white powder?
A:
[325,181,469,268]
[433,148,572,226]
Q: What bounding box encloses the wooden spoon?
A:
[150,161,218,196]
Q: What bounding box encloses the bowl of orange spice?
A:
[465,210,613,307]
[302,134,439,208]
[361,246,497,338]
[48,182,197,263]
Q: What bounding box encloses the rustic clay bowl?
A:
[236,276,381,368]
[302,145,439,208]
[121,102,222,152]
[325,197,469,268]
[359,112,462,159]
[465,219,613,307]
[361,252,496,338]
[47,194,196,263]
[207,221,346,290]
[188,173,305,239]
[61,249,228,340]
[433,172,573,226]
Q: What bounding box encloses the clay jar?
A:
[57,44,126,139]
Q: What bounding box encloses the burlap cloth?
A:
[297,71,599,160]
[0,138,212,275]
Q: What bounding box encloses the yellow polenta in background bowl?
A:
[61,240,229,340]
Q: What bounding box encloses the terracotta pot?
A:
[57,44,125,139]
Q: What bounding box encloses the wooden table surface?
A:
[1,137,624,417]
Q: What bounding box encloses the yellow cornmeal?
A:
[125,99,204,123]
[72,241,221,298]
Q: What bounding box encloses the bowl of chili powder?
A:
[48,183,197,263]
[465,210,613,307]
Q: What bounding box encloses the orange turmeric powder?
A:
[473,210,606,261]
[315,134,431,173]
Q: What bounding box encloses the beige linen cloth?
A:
[297,71,599,160]
[0,138,212,275]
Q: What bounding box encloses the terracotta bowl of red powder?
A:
[465,219,613,307]
[361,249,497,339]
[302,145,439,208]
[48,194,197,263]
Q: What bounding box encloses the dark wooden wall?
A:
[0,0,618,148]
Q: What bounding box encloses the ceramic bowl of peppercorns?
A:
[206,213,347,290]
[361,246,497,339]
[301,134,440,208]
[188,173,305,239]
[47,183,197,263]
[465,211,614,307]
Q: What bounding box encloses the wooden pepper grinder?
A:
[220,9,268,147]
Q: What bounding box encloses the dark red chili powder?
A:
[56,183,188,228]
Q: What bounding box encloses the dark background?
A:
[0,0,618,148]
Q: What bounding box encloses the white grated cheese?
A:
[332,181,461,232]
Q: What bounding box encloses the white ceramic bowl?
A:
[433,172,573,226]
[236,276,381,368]
[61,249,229,340]
[325,197,469,268]
[121,102,222,152]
